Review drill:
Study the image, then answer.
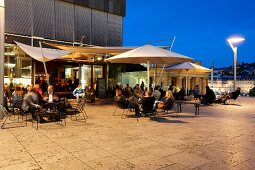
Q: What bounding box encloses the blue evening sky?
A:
[123,0,255,68]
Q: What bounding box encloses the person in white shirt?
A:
[43,85,59,104]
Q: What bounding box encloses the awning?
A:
[15,41,71,62]
[47,43,169,62]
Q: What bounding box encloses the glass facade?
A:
[4,44,32,87]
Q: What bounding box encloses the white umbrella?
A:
[106,44,193,86]
[165,62,212,94]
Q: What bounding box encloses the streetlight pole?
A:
[0,0,5,105]
[233,47,237,90]
[227,37,245,91]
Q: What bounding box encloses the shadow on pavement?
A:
[150,117,188,123]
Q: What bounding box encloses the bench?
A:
[56,92,74,99]
[174,100,201,115]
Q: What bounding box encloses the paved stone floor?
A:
[0,97,255,170]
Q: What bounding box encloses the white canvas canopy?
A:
[106,44,193,86]
[15,41,71,83]
[15,41,71,62]
[165,62,212,94]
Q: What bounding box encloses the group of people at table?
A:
[114,83,242,117]
[3,83,92,123]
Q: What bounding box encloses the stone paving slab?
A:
[0,97,255,169]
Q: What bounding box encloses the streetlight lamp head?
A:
[227,37,245,43]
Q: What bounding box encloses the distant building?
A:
[209,79,255,94]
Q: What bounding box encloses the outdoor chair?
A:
[113,100,131,118]
[0,104,28,129]
[64,99,87,123]
[223,91,241,105]
[155,99,177,118]
[139,97,155,117]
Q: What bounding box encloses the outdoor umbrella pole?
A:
[147,59,150,88]
[157,64,166,86]
[186,73,188,95]
[39,41,49,84]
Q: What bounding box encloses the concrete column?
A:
[176,77,182,89]
[187,77,191,91]
[195,77,200,87]
[190,78,195,90]
[201,77,207,94]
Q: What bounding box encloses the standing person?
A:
[140,81,145,92]
[73,84,85,102]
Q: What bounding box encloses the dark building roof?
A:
[61,0,126,16]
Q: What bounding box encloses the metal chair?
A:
[64,99,87,123]
[0,104,28,129]
[155,99,177,118]
[113,100,131,119]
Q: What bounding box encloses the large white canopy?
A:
[106,44,192,64]
[15,41,71,62]
[106,44,193,86]
[165,62,211,73]
[166,62,211,94]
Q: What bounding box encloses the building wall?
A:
[3,0,125,87]
[118,69,209,94]
[209,80,255,94]
[5,0,123,46]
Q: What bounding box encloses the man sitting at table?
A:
[139,90,155,115]
[201,86,216,105]
[43,85,59,103]
[114,88,140,116]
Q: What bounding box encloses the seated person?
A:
[34,84,43,96]
[153,85,161,101]
[133,84,144,99]
[43,85,59,110]
[124,83,133,98]
[201,86,216,104]
[73,84,85,102]
[223,87,241,104]
[85,86,95,103]
[193,85,201,99]
[11,85,24,109]
[114,88,140,116]
[3,84,11,112]
[175,88,185,100]
[157,90,174,110]
[139,90,155,115]
[22,88,44,121]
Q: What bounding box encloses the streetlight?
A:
[227,36,245,91]
[0,0,5,106]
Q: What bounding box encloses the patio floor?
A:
[1,97,255,170]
